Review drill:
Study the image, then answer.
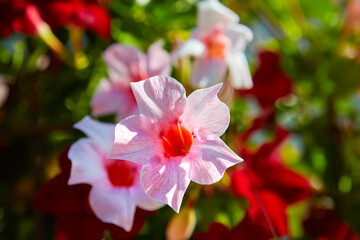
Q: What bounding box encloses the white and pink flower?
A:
[91,41,171,120]
[173,0,253,89]
[110,75,243,212]
[68,116,163,231]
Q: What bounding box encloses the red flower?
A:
[32,147,154,240]
[237,50,293,109]
[194,216,273,240]
[231,127,312,238]
[2,0,110,38]
[303,207,360,240]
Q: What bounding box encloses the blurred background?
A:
[0,0,360,239]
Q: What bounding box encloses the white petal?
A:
[226,52,253,89]
[68,139,109,186]
[172,38,205,62]
[181,83,230,138]
[89,186,136,232]
[197,0,239,34]
[191,57,227,88]
[186,138,243,184]
[226,23,253,52]
[74,116,115,150]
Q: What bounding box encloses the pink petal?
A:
[141,156,190,213]
[68,139,109,186]
[226,52,253,89]
[103,44,147,85]
[186,138,243,184]
[91,79,137,119]
[130,76,186,128]
[181,84,230,138]
[129,179,165,211]
[147,40,172,77]
[89,186,136,232]
[74,116,115,150]
[191,57,227,88]
[197,0,239,35]
[110,115,161,165]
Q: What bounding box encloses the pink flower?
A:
[91,41,171,120]
[68,116,163,231]
[173,0,253,89]
[110,75,243,212]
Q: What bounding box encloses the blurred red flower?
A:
[32,147,154,240]
[231,126,312,238]
[1,0,110,38]
[194,216,272,240]
[237,50,293,109]
[303,207,360,240]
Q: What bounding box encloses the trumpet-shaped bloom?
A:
[110,75,243,212]
[68,116,163,231]
[173,0,253,89]
[92,41,171,120]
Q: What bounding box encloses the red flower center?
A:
[107,160,138,187]
[161,122,193,157]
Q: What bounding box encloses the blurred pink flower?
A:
[68,116,163,231]
[173,0,253,89]
[110,75,242,212]
[91,41,171,120]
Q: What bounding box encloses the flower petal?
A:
[186,138,243,184]
[129,179,165,211]
[226,51,253,89]
[197,0,239,34]
[147,40,172,77]
[226,23,253,51]
[74,116,115,150]
[68,139,109,186]
[181,84,230,138]
[89,186,136,232]
[103,44,147,85]
[91,79,138,119]
[191,58,227,88]
[172,38,205,62]
[141,156,190,213]
[130,76,186,128]
[110,115,161,165]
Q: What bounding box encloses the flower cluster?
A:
[23,0,360,239]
